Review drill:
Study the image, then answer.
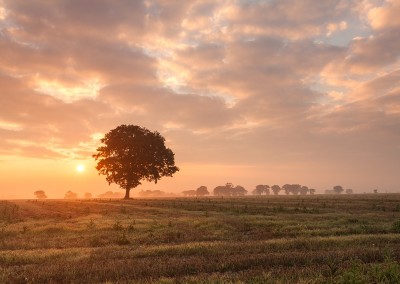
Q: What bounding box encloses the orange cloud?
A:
[368,0,400,30]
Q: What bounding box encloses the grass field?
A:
[1,194,400,283]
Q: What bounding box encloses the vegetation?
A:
[97,191,124,199]
[182,186,210,197]
[138,190,174,197]
[213,183,247,196]
[83,192,92,199]
[1,194,400,283]
[33,190,47,199]
[93,125,179,199]
[64,190,78,199]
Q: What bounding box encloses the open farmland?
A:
[1,194,400,283]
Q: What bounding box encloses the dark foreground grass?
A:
[1,194,400,283]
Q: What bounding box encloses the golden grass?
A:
[0,194,400,283]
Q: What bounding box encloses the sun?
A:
[76,164,85,172]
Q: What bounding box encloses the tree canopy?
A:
[34,190,47,199]
[196,186,209,196]
[213,183,247,196]
[93,125,179,199]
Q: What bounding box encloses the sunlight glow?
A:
[35,78,103,103]
[76,164,85,172]
[0,6,6,20]
[0,121,23,131]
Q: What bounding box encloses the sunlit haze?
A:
[1,0,399,199]
[76,164,85,173]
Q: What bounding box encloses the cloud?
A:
[0,0,399,192]
[368,0,400,30]
[0,73,114,158]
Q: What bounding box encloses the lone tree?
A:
[93,125,179,199]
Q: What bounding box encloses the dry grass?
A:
[1,194,400,283]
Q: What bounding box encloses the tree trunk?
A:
[124,187,131,199]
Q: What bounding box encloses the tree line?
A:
[181,183,317,197]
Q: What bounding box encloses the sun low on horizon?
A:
[0,0,399,199]
[76,164,85,173]
[2,1,400,283]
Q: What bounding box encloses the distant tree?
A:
[138,190,166,197]
[309,188,316,195]
[93,125,179,199]
[282,184,291,195]
[64,191,78,199]
[300,186,309,195]
[232,185,247,196]
[213,185,228,196]
[271,185,281,195]
[213,183,247,196]
[265,185,270,195]
[290,184,301,195]
[281,184,302,195]
[345,188,353,194]
[252,185,265,195]
[225,183,234,190]
[182,190,197,197]
[333,185,344,194]
[34,190,47,199]
[252,185,270,195]
[373,189,378,194]
[196,186,209,196]
[98,191,124,199]
[84,192,92,199]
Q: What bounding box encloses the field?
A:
[1,194,400,283]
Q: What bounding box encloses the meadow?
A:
[1,194,400,283]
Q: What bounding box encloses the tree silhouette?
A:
[213,185,228,196]
[300,186,309,195]
[252,185,270,195]
[333,185,344,194]
[271,185,281,195]
[213,183,247,196]
[196,186,209,196]
[290,184,301,195]
[345,188,353,194]
[93,125,179,199]
[64,190,77,199]
[232,185,247,196]
[282,184,291,195]
[34,190,47,199]
[84,192,92,199]
[182,190,197,196]
[138,190,166,197]
[252,185,265,195]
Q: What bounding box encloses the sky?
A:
[1,0,400,198]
